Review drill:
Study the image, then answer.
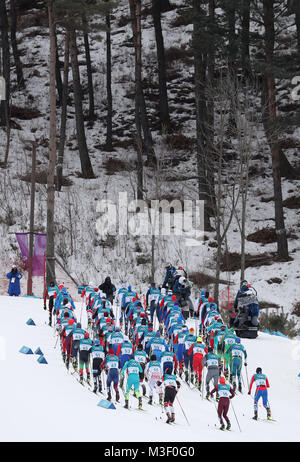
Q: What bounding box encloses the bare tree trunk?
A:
[55,27,63,106]
[225,0,237,74]
[129,0,155,166]
[129,0,144,198]
[192,0,212,231]
[10,0,24,88]
[214,149,222,303]
[241,0,252,76]
[57,29,70,191]
[289,0,300,60]
[82,14,95,120]
[105,4,113,150]
[207,0,216,213]
[0,0,10,127]
[263,0,289,260]
[69,27,94,178]
[152,0,171,134]
[46,2,57,285]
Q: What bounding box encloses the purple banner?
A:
[15,233,47,276]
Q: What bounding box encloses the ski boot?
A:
[65,358,70,370]
[138,397,142,409]
[116,390,120,403]
[86,373,91,386]
[124,399,129,409]
[166,413,172,424]
[190,373,194,384]
[93,382,98,394]
[148,396,153,405]
[253,410,258,421]
[229,374,233,383]
[267,408,271,420]
[107,391,112,401]
[62,352,66,363]
[220,422,225,431]
[142,384,146,396]
[73,360,78,372]
[79,374,84,385]
[170,413,175,423]
[159,393,163,405]
[226,421,231,431]
[185,370,189,383]
[206,392,210,400]
[98,377,102,393]
[238,382,242,393]
[195,376,199,387]
[232,381,237,392]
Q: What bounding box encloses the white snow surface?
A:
[1,295,300,442]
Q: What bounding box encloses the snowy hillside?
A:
[1,295,299,442]
[0,0,300,328]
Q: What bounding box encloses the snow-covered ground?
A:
[1,295,299,442]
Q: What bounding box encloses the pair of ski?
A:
[253,417,276,423]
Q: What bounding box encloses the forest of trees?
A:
[0,0,299,290]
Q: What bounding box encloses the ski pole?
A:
[245,363,249,389]
[231,401,242,432]
[79,295,85,324]
[176,395,190,426]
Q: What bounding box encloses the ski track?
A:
[0,296,300,442]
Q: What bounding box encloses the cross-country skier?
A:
[157,368,181,423]
[183,328,197,384]
[120,286,138,328]
[116,336,134,368]
[218,327,237,378]
[160,350,177,375]
[71,322,85,371]
[91,339,105,393]
[78,332,93,385]
[188,337,207,388]
[146,331,169,361]
[145,354,163,405]
[248,367,271,420]
[44,281,59,326]
[202,346,222,400]
[211,376,235,430]
[103,349,120,402]
[108,327,124,355]
[226,337,247,392]
[133,343,148,396]
[121,358,143,409]
[63,318,76,369]
[146,283,161,323]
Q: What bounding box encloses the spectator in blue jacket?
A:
[7,267,22,296]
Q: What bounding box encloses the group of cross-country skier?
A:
[43,263,272,429]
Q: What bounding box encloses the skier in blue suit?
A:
[7,267,22,296]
